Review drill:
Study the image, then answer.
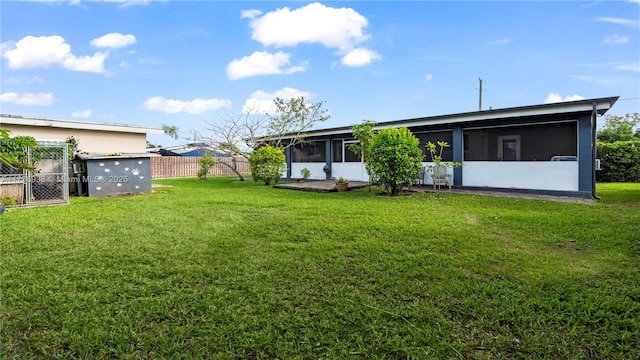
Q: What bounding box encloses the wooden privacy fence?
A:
[151,156,250,179]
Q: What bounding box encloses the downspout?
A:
[591,102,601,200]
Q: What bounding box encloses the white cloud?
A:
[143,96,232,114]
[341,48,381,67]
[226,51,306,80]
[247,2,371,52]
[616,62,640,72]
[107,0,152,6]
[595,17,639,27]
[425,74,433,81]
[71,110,92,118]
[3,76,44,86]
[488,38,511,46]
[90,33,137,48]
[544,93,586,104]
[571,75,611,86]
[1,35,107,73]
[1,92,54,106]
[241,9,262,19]
[602,34,629,44]
[242,87,310,115]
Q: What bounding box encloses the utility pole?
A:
[478,78,484,111]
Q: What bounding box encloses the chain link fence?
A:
[1,142,68,207]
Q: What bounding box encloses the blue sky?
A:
[1,0,639,147]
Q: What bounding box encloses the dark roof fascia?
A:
[273,96,619,141]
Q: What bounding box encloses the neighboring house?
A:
[281,96,619,199]
[147,142,226,157]
[1,114,164,153]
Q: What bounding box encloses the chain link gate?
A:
[0,142,68,207]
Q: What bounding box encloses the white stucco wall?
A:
[462,161,579,191]
[3,124,148,153]
[292,160,579,192]
[290,163,327,180]
[329,162,369,181]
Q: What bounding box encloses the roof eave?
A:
[1,115,165,135]
[274,96,619,140]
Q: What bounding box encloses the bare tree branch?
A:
[266,96,330,148]
[200,107,268,181]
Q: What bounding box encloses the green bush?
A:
[0,129,37,173]
[1,196,16,206]
[248,146,286,185]
[596,141,640,182]
[368,127,423,196]
[197,153,216,180]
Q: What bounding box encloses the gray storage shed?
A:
[74,153,155,197]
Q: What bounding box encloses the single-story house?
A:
[1,114,164,153]
[281,96,619,199]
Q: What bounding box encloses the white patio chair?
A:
[431,164,452,191]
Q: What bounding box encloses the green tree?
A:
[348,120,377,182]
[597,113,640,143]
[267,96,330,148]
[368,127,423,196]
[202,109,268,181]
[197,153,216,180]
[196,98,328,182]
[146,141,158,149]
[163,124,179,140]
[596,141,640,182]
[248,145,287,185]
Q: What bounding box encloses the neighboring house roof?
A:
[272,96,619,140]
[147,143,227,157]
[0,114,164,134]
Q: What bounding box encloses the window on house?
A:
[415,131,454,162]
[332,140,342,162]
[331,139,362,163]
[291,141,326,162]
[463,121,577,161]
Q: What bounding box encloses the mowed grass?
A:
[1,178,639,359]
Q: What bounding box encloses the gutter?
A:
[591,102,601,200]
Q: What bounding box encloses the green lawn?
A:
[1,178,639,359]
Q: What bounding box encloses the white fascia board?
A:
[0,115,165,134]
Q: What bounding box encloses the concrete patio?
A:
[272,180,594,204]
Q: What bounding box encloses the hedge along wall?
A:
[596,141,640,182]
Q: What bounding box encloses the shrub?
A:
[348,120,377,182]
[596,141,640,182]
[197,153,216,180]
[0,129,37,173]
[1,196,16,206]
[248,146,286,185]
[368,127,423,196]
